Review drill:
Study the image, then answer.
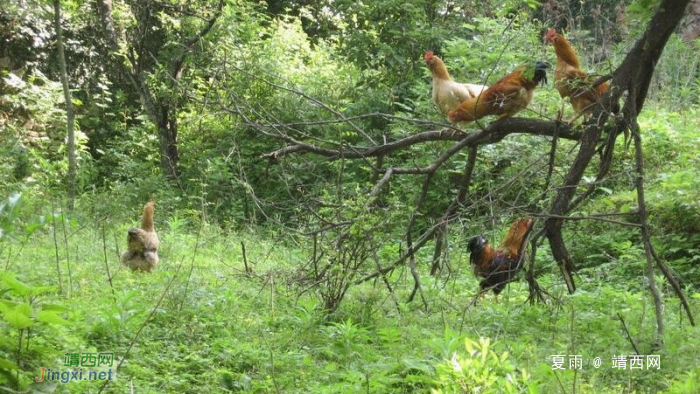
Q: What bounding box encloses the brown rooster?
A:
[120,198,160,272]
[545,28,618,122]
[467,218,533,298]
[448,61,549,125]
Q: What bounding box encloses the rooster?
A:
[448,61,549,125]
[545,28,618,122]
[424,51,488,120]
[467,218,533,297]
[120,198,160,272]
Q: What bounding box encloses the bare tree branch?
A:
[263,118,578,160]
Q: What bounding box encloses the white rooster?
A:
[424,51,488,123]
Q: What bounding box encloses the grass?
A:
[1,213,699,393]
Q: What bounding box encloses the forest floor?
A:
[11,222,700,393]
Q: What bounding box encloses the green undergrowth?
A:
[1,215,699,393]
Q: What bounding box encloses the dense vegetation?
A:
[1,0,699,392]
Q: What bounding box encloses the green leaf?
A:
[41,303,70,312]
[0,356,17,371]
[1,274,31,296]
[37,311,70,325]
[16,303,33,317]
[3,309,33,329]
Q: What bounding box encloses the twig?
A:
[570,305,577,394]
[101,223,115,299]
[530,213,642,228]
[261,335,282,394]
[459,286,492,335]
[429,224,445,276]
[553,369,568,394]
[629,86,664,346]
[617,313,640,355]
[60,201,72,296]
[179,225,203,312]
[404,169,435,309]
[241,241,252,274]
[51,203,63,294]
[648,245,694,326]
[372,251,401,315]
[229,63,377,145]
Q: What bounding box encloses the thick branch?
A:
[544,0,691,294]
[545,119,607,293]
[263,118,577,160]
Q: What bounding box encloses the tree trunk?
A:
[53,0,76,210]
[94,0,222,181]
[544,124,604,294]
[158,108,180,179]
[96,0,117,47]
[94,0,181,180]
[544,0,692,294]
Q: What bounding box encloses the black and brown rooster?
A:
[467,218,533,298]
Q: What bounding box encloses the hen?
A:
[448,61,549,125]
[545,28,618,122]
[120,198,160,272]
[424,51,488,120]
[467,218,533,297]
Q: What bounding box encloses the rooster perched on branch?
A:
[545,28,618,122]
[424,51,488,121]
[448,61,550,125]
[468,218,533,298]
[120,199,160,272]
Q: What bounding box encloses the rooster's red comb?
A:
[424,51,434,61]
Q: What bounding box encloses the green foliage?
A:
[646,36,700,108]
[666,367,700,394]
[87,289,148,343]
[2,1,700,392]
[0,197,696,392]
[0,272,68,390]
[0,1,53,73]
[430,337,532,393]
[628,0,663,23]
[443,16,546,82]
